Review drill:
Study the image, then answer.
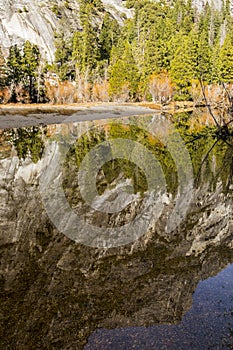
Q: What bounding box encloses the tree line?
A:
[1,0,233,104]
[0,41,46,103]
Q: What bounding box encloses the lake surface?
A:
[0,112,232,349]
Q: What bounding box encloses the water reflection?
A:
[0,113,232,349]
[85,264,233,350]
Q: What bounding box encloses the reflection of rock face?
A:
[0,120,232,349]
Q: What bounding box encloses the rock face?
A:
[0,117,232,349]
[0,0,58,61]
[102,0,133,21]
[0,0,131,62]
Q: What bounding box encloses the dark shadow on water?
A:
[85,264,233,350]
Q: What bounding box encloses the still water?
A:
[0,112,232,349]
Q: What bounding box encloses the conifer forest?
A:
[0,0,233,105]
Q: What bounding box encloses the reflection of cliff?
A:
[0,119,232,349]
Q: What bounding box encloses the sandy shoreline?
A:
[0,103,159,129]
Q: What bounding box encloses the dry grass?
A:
[0,101,199,117]
[0,102,98,116]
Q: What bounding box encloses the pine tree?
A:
[196,31,213,82]
[0,48,8,88]
[171,0,194,33]
[54,31,74,81]
[99,13,120,62]
[22,41,40,101]
[219,34,233,82]
[72,4,99,79]
[170,34,196,100]
[109,41,139,101]
[212,41,221,83]
[128,0,173,98]
[7,45,22,83]
[7,45,23,102]
[195,3,214,82]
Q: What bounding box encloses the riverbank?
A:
[0,103,157,129]
[0,100,203,116]
[139,101,197,113]
[0,101,223,130]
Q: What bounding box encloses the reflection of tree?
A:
[172,107,233,191]
[197,80,233,188]
[69,124,178,196]
[10,126,46,163]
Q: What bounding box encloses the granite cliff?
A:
[0,0,132,62]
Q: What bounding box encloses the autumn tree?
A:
[149,72,174,103]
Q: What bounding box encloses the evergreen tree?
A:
[99,14,120,62]
[195,3,214,82]
[81,0,103,12]
[196,31,213,82]
[0,48,8,88]
[22,41,40,101]
[170,34,196,100]
[219,34,233,82]
[7,45,23,102]
[54,31,74,81]
[129,0,173,97]
[7,45,22,83]
[109,41,139,100]
[223,0,231,19]
[72,3,99,79]
[1,0,233,104]
[212,41,221,83]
